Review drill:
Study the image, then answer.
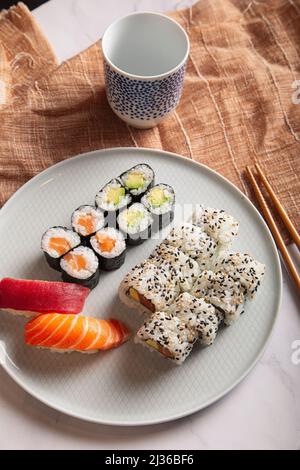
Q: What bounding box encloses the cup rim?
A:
[102,11,190,80]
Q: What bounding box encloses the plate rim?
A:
[0,147,282,426]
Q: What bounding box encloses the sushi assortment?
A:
[0,277,130,354]
[41,163,175,288]
[119,205,265,365]
[1,168,265,366]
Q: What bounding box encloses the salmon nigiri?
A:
[25,314,130,353]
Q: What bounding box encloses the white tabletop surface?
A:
[0,0,299,450]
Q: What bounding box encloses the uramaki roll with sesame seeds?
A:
[190,270,245,326]
[118,261,180,316]
[135,311,197,364]
[214,252,265,300]
[163,222,218,271]
[149,243,199,292]
[167,292,223,345]
[189,205,239,249]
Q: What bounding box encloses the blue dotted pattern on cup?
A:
[104,60,186,121]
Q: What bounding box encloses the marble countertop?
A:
[0,0,299,450]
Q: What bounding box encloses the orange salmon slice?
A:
[96,233,116,253]
[77,214,95,235]
[49,237,71,256]
[64,253,87,272]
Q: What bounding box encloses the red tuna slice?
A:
[0,278,90,316]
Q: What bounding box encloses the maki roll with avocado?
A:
[117,203,153,245]
[41,226,81,271]
[90,227,126,271]
[71,205,107,244]
[141,183,175,230]
[95,178,132,227]
[120,164,154,201]
[60,246,100,290]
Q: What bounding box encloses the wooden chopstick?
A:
[255,163,300,250]
[246,166,300,291]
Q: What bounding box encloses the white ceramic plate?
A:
[0,148,281,426]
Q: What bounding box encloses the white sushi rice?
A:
[136,311,197,364]
[214,252,265,299]
[30,345,99,354]
[149,243,199,292]
[118,261,180,315]
[60,246,99,280]
[164,222,218,270]
[191,271,245,325]
[90,227,126,258]
[3,308,40,318]
[95,179,131,211]
[41,227,80,258]
[117,203,153,235]
[189,205,239,249]
[141,184,174,215]
[121,164,154,196]
[167,292,222,345]
[71,205,106,236]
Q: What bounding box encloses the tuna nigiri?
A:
[0,278,90,317]
[25,314,131,353]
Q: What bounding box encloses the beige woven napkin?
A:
[0,1,299,243]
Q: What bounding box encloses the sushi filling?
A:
[72,206,106,237]
[119,261,180,314]
[141,184,175,215]
[60,246,99,279]
[117,203,153,237]
[42,227,80,258]
[136,312,196,364]
[90,227,126,258]
[95,179,131,212]
[145,339,175,359]
[120,164,154,196]
[127,287,155,312]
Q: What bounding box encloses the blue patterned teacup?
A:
[102,12,189,129]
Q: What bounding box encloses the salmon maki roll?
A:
[71,205,107,244]
[25,314,131,353]
[41,226,81,271]
[60,246,100,290]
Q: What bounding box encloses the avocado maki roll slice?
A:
[117,203,153,245]
[120,163,154,201]
[141,183,175,230]
[95,178,132,227]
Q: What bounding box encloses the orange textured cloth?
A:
[0,1,299,242]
